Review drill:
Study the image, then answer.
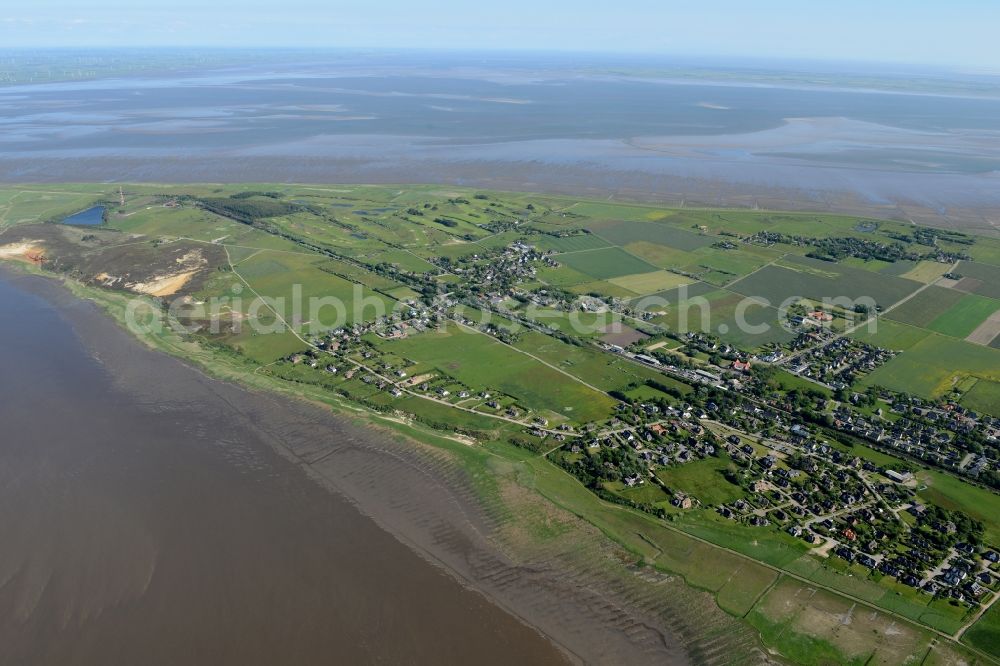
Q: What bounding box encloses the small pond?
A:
[62,206,105,226]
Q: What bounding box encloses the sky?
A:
[2,0,999,69]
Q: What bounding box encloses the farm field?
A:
[227,251,398,326]
[535,264,595,287]
[730,255,921,308]
[374,323,617,423]
[859,333,1000,404]
[849,318,932,351]
[968,310,1000,346]
[964,603,1000,657]
[643,280,718,306]
[681,247,776,285]
[901,260,951,283]
[363,249,439,273]
[962,379,1000,416]
[620,240,698,268]
[514,307,616,338]
[886,285,965,328]
[927,294,1000,339]
[606,270,690,294]
[566,201,671,221]
[532,233,610,253]
[554,246,659,280]
[567,279,639,298]
[511,330,673,393]
[955,261,1000,300]
[585,218,715,252]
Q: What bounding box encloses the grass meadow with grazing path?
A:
[372,322,618,423]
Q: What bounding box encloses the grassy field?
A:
[675,512,808,569]
[363,249,439,273]
[654,455,746,505]
[955,261,1000,300]
[585,218,715,252]
[783,555,970,635]
[682,246,776,284]
[860,333,1000,400]
[746,576,940,666]
[730,255,921,309]
[0,188,106,227]
[886,285,965,328]
[849,318,932,350]
[518,308,616,338]
[916,469,1000,545]
[532,233,610,253]
[962,379,1000,417]
[534,263,594,287]
[511,330,679,393]
[375,323,617,423]
[965,603,1000,658]
[621,240,698,268]
[901,260,951,283]
[606,270,690,294]
[228,251,398,329]
[567,201,671,221]
[927,294,1000,338]
[555,246,660,280]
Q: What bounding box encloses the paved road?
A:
[778,261,960,367]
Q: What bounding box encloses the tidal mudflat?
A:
[0,267,718,665]
[2,53,1000,233]
[0,268,575,665]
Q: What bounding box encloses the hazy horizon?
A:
[3,1,1000,70]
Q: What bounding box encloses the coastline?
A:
[4,154,999,238]
[0,263,763,665]
[3,177,997,663]
[3,174,1000,663]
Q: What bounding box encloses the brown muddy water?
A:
[0,268,576,666]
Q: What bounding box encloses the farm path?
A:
[724,252,789,290]
[0,190,27,237]
[777,260,960,367]
[958,582,1000,638]
[451,318,611,397]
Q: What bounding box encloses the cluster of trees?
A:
[888,227,975,247]
[917,504,984,547]
[197,196,303,222]
[805,237,918,263]
[230,191,283,200]
[563,444,648,488]
[749,229,975,264]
